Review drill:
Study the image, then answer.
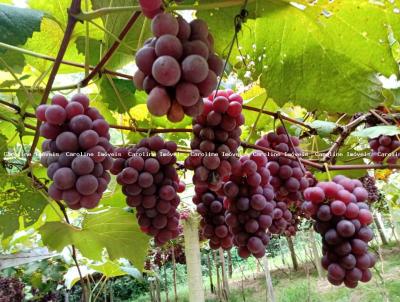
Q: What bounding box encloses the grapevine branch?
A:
[323,113,369,163]
[72,0,256,21]
[242,142,400,171]
[109,124,192,133]
[80,11,141,87]
[24,0,82,170]
[242,105,315,132]
[277,113,306,173]
[0,42,133,81]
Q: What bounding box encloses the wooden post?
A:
[309,229,323,279]
[263,256,275,302]
[183,216,205,302]
[171,246,178,302]
[219,248,229,299]
[286,236,299,271]
[206,252,215,293]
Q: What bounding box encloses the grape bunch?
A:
[369,135,400,164]
[36,94,113,209]
[110,135,183,246]
[133,12,223,122]
[169,243,186,265]
[359,175,379,203]
[223,152,275,258]
[255,126,311,202]
[192,188,233,250]
[302,175,376,288]
[184,90,244,191]
[268,201,300,236]
[0,277,24,302]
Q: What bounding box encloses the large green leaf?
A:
[199,0,400,113]
[0,170,48,238]
[0,50,26,73]
[91,0,151,69]
[39,207,150,271]
[0,4,44,52]
[99,77,137,113]
[22,18,87,73]
[75,36,103,66]
[352,125,400,139]
[25,0,102,73]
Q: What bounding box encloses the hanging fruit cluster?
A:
[110,136,183,246]
[303,175,376,288]
[37,94,113,209]
[133,11,223,122]
[185,90,244,191]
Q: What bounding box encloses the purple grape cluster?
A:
[256,126,311,203]
[222,152,275,258]
[369,135,400,164]
[110,136,181,246]
[184,90,244,191]
[359,175,379,203]
[133,12,223,122]
[0,277,24,302]
[268,200,297,236]
[193,188,233,250]
[302,175,375,288]
[36,94,113,209]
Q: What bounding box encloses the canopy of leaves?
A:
[199,0,400,113]
[0,170,48,238]
[39,208,150,271]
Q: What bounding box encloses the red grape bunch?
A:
[302,175,376,288]
[268,201,298,236]
[192,188,233,250]
[110,135,184,246]
[369,135,400,164]
[0,277,24,301]
[184,90,245,191]
[255,126,311,203]
[133,12,224,122]
[223,152,275,259]
[359,175,379,203]
[36,94,113,209]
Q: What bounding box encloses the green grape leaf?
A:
[23,18,84,73]
[39,207,150,271]
[0,171,48,238]
[90,260,140,278]
[199,0,400,113]
[306,121,338,137]
[0,50,26,73]
[91,0,151,69]
[351,125,400,139]
[0,4,44,52]
[99,77,137,113]
[75,36,103,66]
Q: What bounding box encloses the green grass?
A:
[135,245,400,302]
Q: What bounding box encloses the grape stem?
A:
[109,124,192,133]
[323,113,369,163]
[24,0,83,170]
[277,112,307,173]
[72,0,256,21]
[242,105,315,132]
[0,99,35,118]
[80,11,141,87]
